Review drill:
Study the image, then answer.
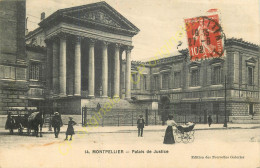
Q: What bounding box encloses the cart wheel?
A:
[189,130,195,136]
[182,133,190,144]
[188,135,195,143]
[18,124,23,135]
[18,128,23,135]
[9,129,14,135]
[174,132,182,143]
[27,129,31,135]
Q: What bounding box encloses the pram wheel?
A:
[174,130,182,143]
[182,132,190,144]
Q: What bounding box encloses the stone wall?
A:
[84,108,161,126]
[228,103,248,116]
[0,89,28,115]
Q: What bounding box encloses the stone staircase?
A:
[81,98,138,110]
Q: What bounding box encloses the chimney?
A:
[41,12,45,20]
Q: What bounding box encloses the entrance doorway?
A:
[159,96,170,125]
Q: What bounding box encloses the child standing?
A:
[65,117,77,141]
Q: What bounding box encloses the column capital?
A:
[57,32,68,40]
[125,45,134,52]
[47,36,60,43]
[114,43,122,49]
[71,36,82,45]
[101,41,110,47]
[88,38,97,46]
[44,38,52,45]
[75,36,82,42]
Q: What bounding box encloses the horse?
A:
[27,112,44,137]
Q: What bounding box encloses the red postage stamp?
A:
[184,14,224,61]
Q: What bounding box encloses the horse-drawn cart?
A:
[5,107,43,137]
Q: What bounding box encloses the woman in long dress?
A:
[65,117,77,141]
[163,115,177,144]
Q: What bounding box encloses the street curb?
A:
[27,126,260,134]
[1,126,259,135]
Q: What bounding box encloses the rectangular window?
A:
[249,103,254,115]
[4,66,11,79]
[248,67,254,86]
[191,69,199,86]
[131,74,136,89]
[143,75,147,90]
[191,104,197,114]
[212,66,222,85]
[162,73,169,89]
[174,71,181,88]
[29,62,41,81]
[153,75,159,90]
[213,103,220,115]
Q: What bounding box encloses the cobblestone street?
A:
[0,126,259,168]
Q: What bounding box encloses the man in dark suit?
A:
[208,115,213,127]
[137,115,145,137]
[51,112,63,138]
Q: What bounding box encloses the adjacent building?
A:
[0,0,28,127]
[128,39,260,123]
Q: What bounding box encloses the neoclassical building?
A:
[25,2,139,114]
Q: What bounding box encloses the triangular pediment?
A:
[64,9,122,28]
[189,61,201,67]
[208,57,225,65]
[40,2,139,36]
[246,57,257,63]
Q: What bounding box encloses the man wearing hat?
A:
[137,115,145,137]
[51,112,63,138]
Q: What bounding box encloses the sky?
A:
[26,0,260,61]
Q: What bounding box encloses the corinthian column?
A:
[52,39,59,94]
[59,35,67,96]
[101,41,109,97]
[113,44,120,98]
[125,46,133,100]
[74,37,81,96]
[45,40,52,91]
[88,39,96,98]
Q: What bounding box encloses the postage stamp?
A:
[184,14,224,61]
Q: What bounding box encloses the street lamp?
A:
[223,75,228,127]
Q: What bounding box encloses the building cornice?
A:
[26,44,46,53]
[226,38,259,52]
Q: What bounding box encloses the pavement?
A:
[1,123,260,135]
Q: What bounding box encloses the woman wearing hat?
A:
[65,117,77,141]
[163,115,177,144]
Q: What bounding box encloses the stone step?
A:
[229,120,260,124]
[81,98,137,110]
[229,116,260,124]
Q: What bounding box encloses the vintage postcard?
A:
[0,0,259,167]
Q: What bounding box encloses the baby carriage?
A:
[174,122,195,143]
